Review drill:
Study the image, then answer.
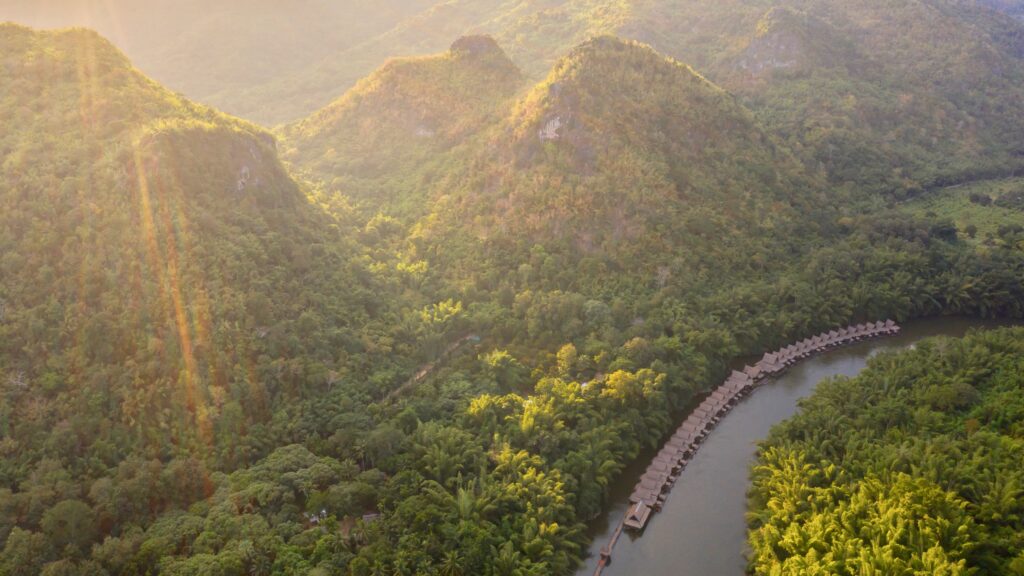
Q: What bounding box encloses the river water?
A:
[575,317,1011,576]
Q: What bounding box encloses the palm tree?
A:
[439,550,464,576]
[492,541,524,576]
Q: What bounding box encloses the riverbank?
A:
[576,317,1014,576]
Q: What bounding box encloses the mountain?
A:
[0,0,435,123]
[7,0,1024,192]
[282,36,523,209]
[0,24,414,572]
[409,37,827,289]
[278,0,1024,194]
[697,3,1022,194]
[285,34,848,378]
[255,0,1024,194]
[625,0,1024,194]
[288,36,828,296]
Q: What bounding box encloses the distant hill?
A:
[6,0,1024,195]
[689,2,1024,195]
[0,0,435,123]
[281,36,523,210]
[281,0,1024,194]
[285,36,830,338]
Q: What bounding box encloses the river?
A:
[575,317,1011,576]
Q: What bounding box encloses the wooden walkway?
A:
[592,320,900,574]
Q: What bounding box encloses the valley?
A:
[1,2,1024,575]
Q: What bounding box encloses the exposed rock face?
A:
[237,165,251,193]
[539,116,564,141]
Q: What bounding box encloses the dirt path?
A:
[384,334,480,402]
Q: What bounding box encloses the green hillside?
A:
[729,0,1024,193]
[403,37,828,297]
[7,0,1024,194]
[899,177,1024,244]
[282,36,523,210]
[0,24,415,574]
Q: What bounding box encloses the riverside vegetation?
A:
[750,327,1024,574]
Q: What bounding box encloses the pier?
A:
[592,320,900,574]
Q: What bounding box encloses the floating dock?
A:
[593,320,900,574]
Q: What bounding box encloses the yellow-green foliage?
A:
[750,328,1024,574]
[899,177,1024,246]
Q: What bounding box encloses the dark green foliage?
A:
[995,188,1024,210]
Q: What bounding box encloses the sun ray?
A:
[132,139,213,450]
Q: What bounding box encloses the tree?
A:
[555,344,578,379]
[40,500,97,556]
[1,528,54,576]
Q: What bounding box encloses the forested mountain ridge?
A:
[398,37,830,298]
[0,24,418,574]
[276,0,1024,196]
[628,0,1024,195]
[10,0,1024,186]
[281,36,524,211]
[6,0,1024,198]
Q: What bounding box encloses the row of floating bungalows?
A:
[623,320,899,530]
